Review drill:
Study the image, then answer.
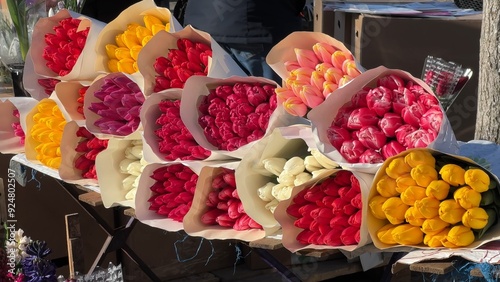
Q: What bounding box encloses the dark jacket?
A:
[183,0,305,45]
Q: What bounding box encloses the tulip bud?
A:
[304,155,323,172]
[446,225,475,247]
[297,229,316,245]
[340,140,366,163]
[401,186,427,206]
[326,125,351,150]
[405,206,425,227]
[201,209,225,225]
[366,86,392,117]
[369,195,388,220]
[423,228,450,247]
[423,180,449,201]
[421,217,450,235]
[262,158,287,176]
[376,175,399,198]
[382,197,409,225]
[265,199,279,213]
[294,172,312,186]
[378,113,403,137]
[382,140,406,159]
[309,148,338,169]
[464,168,490,193]
[404,150,436,168]
[415,197,440,219]
[358,126,387,150]
[283,157,306,176]
[438,199,466,224]
[347,108,379,130]
[439,164,466,186]
[411,164,438,187]
[454,186,481,209]
[395,174,417,194]
[392,224,424,245]
[462,207,488,229]
[377,224,398,245]
[385,157,412,180]
[340,226,359,246]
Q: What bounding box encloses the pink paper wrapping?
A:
[83,72,145,140]
[0,97,38,154]
[307,66,459,174]
[274,170,374,253]
[180,75,304,160]
[183,162,266,241]
[29,9,106,81]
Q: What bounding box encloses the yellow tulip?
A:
[404,150,435,168]
[130,45,142,61]
[49,131,63,143]
[395,174,417,194]
[117,58,136,74]
[405,206,425,227]
[410,164,438,187]
[105,44,118,59]
[424,228,450,248]
[165,23,171,32]
[32,112,46,123]
[376,175,399,197]
[135,26,152,42]
[46,157,61,169]
[440,236,459,248]
[141,35,153,47]
[392,224,424,245]
[57,121,67,131]
[56,147,61,157]
[439,199,466,224]
[126,22,141,32]
[151,24,166,35]
[439,164,466,186]
[415,197,440,219]
[462,207,489,229]
[421,217,450,235]
[115,47,132,60]
[143,15,164,31]
[446,225,475,247]
[133,62,139,73]
[37,100,55,113]
[40,142,59,157]
[385,157,412,179]
[377,223,398,245]
[107,59,119,73]
[464,168,490,193]
[454,186,481,209]
[400,186,427,206]
[369,195,388,220]
[115,33,126,47]
[37,131,52,143]
[426,180,450,200]
[122,31,141,49]
[382,197,409,225]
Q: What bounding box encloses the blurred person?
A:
[181,0,306,82]
[81,0,141,23]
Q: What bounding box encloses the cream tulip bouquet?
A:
[367,148,500,250]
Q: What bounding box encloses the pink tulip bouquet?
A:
[274,169,374,252]
[183,163,266,241]
[308,66,458,174]
[84,73,145,139]
[267,32,361,117]
[140,89,212,163]
[0,98,38,154]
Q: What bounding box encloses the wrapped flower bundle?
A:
[257,149,337,214]
[152,38,211,92]
[73,127,108,180]
[105,14,171,74]
[155,99,210,160]
[326,74,442,164]
[43,17,90,76]
[285,170,362,246]
[28,99,66,169]
[148,164,198,222]
[87,75,145,136]
[197,82,277,151]
[12,110,25,145]
[369,149,500,248]
[37,78,60,96]
[119,140,147,201]
[201,168,262,231]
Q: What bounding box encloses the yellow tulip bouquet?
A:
[368,148,500,249]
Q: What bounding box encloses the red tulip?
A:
[401,103,425,128]
[381,140,406,159]
[330,214,350,228]
[339,140,366,163]
[357,126,387,150]
[366,86,392,117]
[350,88,369,108]
[346,108,379,130]
[420,107,443,133]
[358,149,384,164]
[201,209,225,225]
[324,229,343,246]
[392,86,416,115]
[351,193,362,210]
[378,112,403,137]
[404,129,435,149]
[332,103,355,128]
[326,125,351,150]
[395,124,418,147]
[334,170,353,186]
[348,210,362,227]
[297,229,316,245]
[377,74,405,90]
[340,226,359,245]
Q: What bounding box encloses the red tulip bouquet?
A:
[180,75,298,160]
[183,163,266,241]
[274,169,374,252]
[266,32,362,117]
[59,121,108,185]
[135,163,201,232]
[236,125,338,231]
[84,73,145,139]
[0,97,38,154]
[22,50,61,100]
[140,89,218,163]
[28,9,106,81]
[51,81,90,121]
[308,66,459,174]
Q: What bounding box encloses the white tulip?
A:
[125,187,137,200]
[312,168,331,179]
[122,175,137,191]
[277,170,296,186]
[119,159,135,174]
[294,172,312,186]
[275,186,293,201]
[283,156,305,175]
[257,182,276,202]
[126,161,143,176]
[265,199,279,213]
[309,148,338,169]
[304,155,323,172]
[271,183,287,200]
[262,157,287,176]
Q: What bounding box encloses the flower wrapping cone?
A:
[52,81,91,121]
[0,97,38,154]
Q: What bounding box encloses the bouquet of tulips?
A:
[50,81,90,121]
[308,66,458,173]
[267,32,361,117]
[368,148,500,249]
[0,98,37,154]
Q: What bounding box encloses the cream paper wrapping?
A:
[53,81,91,121]
[368,148,500,251]
[180,75,303,160]
[0,97,38,154]
[308,66,459,174]
[266,31,359,83]
[274,169,374,253]
[95,138,140,208]
[140,89,226,163]
[183,161,266,241]
[94,0,181,75]
[83,72,145,140]
[137,26,247,97]
[22,50,56,101]
[58,121,99,186]
[29,9,106,81]
[235,125,315,230]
